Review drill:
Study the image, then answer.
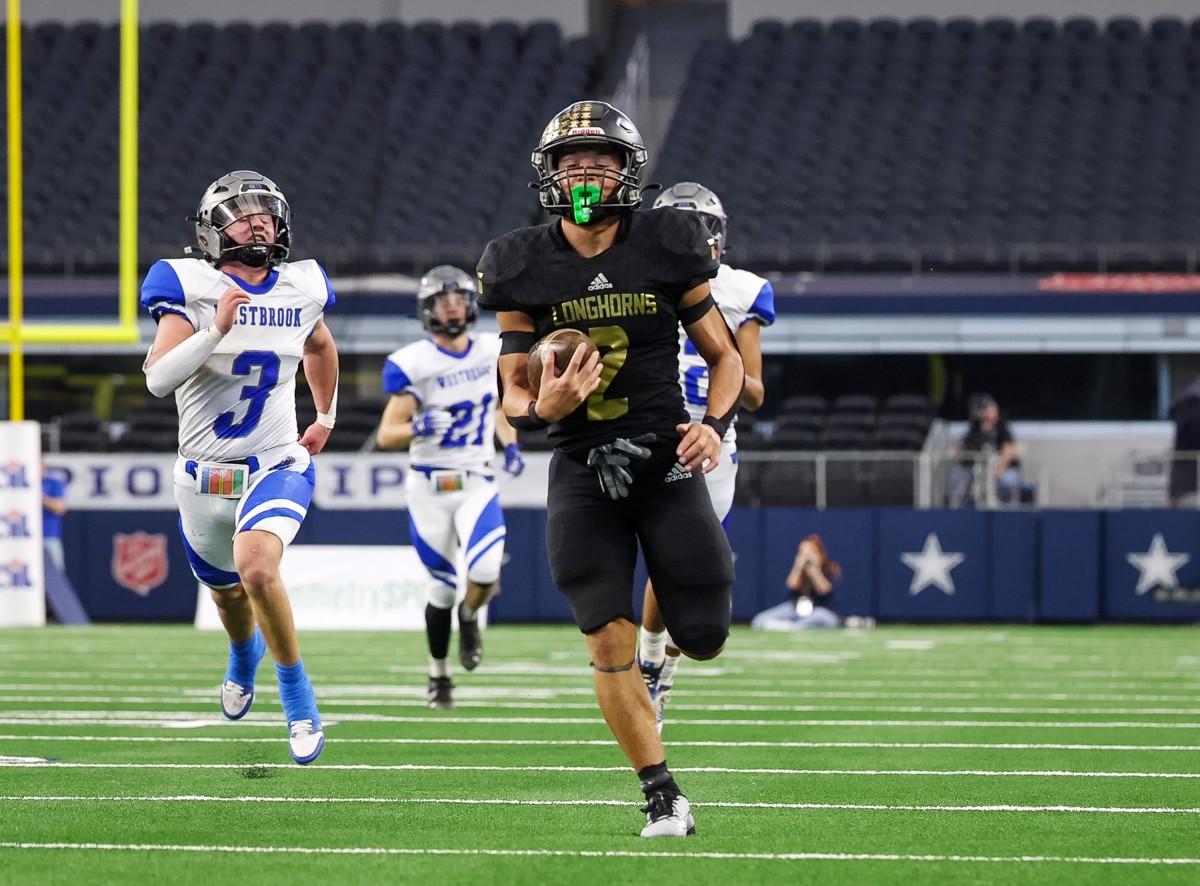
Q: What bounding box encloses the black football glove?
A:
[586,434,658,500]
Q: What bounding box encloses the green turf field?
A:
[1,623,1198,885]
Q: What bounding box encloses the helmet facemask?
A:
[543,145,642,225]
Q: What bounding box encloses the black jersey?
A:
[478,208,719,455]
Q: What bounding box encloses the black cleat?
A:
[427,676,454,710]
[458,604,483,671]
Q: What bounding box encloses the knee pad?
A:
[426,580,457,609]
[670,622,728,657]
[466,540,504,587]
[658,580,731,657]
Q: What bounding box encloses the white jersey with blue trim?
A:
[382,333,502,474]
[678,263,776,438]
[140,257,335,462]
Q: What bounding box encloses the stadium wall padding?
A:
[58,507,1200,625]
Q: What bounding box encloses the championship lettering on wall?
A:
[44,453,552,510]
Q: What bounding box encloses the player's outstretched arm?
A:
[299,318,338,455]
[678,283,744,473]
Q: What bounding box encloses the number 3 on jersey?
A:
[214,350,281,439]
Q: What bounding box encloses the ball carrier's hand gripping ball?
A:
[527,329,599,397]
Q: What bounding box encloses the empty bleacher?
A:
[653,16,1200,271]
[4,17,1199,273]
[3,20,599,273]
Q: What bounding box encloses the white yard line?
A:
[1,842,1198,864]
[3,735,1199,752]
[3,795,1199,814]
[6,712,1200,729]
[1,761,1198,777]
[11,684,1200,703]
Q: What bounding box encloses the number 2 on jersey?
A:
[586,325,629,420]
[214,351,281,439]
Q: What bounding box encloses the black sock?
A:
[638,762,678,797]
[425,603,453,660]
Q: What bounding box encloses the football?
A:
[527,328,599,396]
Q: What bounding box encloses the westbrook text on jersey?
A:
[437,364,493,388]
[236,305,305,328]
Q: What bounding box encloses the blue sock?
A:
[226,627,265,688]
[276,659,320,726]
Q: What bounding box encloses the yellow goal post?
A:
[4,0,142,421]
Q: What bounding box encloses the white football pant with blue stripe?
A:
[405,469,506,609]
[174,444,315,589]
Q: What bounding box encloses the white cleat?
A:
[288,718,325,765]
[652,686,671,736]
[640,792,696,837]
[220,680,255,720]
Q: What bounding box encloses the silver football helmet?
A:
[653,182,728,256]
[191,170,291,267]
[417,265,479,336]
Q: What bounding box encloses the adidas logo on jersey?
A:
[664,462,693,483]
[587,273,613,291]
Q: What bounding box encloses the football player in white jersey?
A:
[637,182,776,732]
[140,170,339,765]
[376,266,524,709]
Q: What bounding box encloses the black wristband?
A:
[509,400,551,432]
[702,415,727,438]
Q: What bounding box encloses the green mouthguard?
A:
[570,184,602,224]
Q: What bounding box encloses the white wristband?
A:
[315,412,336,429]
[205,324,226,344]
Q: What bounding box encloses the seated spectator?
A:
[949,394,1023,507]
[751,534,842,630]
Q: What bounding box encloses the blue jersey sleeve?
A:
[382,359,418,400]
[749,281,776,327]
[140,261,187,320]
[318,264,336,310]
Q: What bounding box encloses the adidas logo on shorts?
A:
[587,273,613,291]
[664,462,693,483]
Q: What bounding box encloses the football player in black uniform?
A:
[477,101,744,837]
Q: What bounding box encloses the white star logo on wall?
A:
[1125,533,1190,596]
[900,532,965,596]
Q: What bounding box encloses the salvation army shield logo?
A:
[111,532,169,596]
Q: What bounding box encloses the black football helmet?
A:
[417,265,479,336]
[190,170,291,268]
[653,182,729,256]
[532,100,648,224]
